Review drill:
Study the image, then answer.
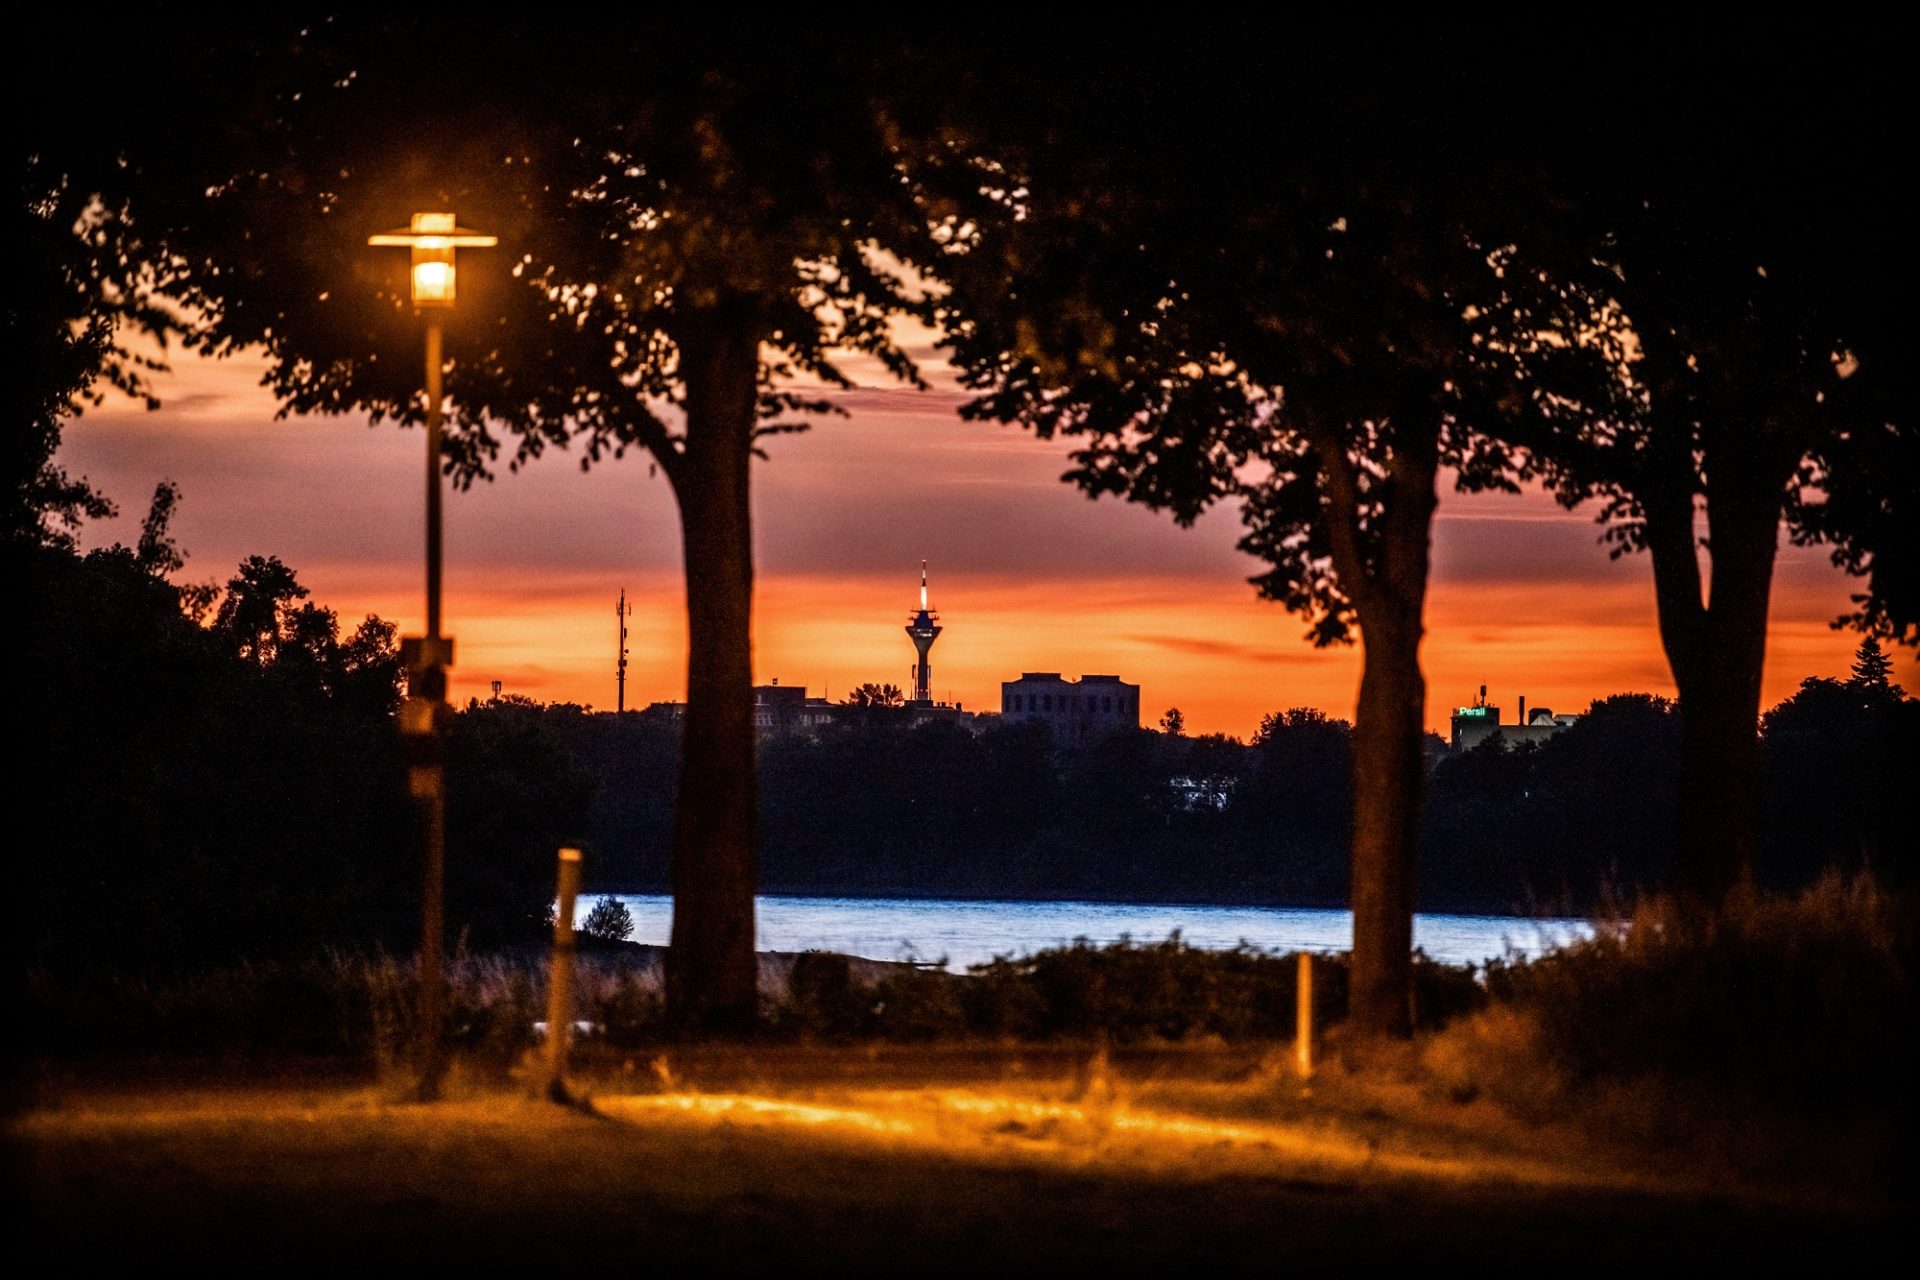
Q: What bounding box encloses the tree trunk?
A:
[664,314,762,1033]
[1648,447,1783,904]
[1313,414,1438,1042]
[1347,609,1427,1039]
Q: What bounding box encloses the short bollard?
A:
[1295,950,1313,1080]
[542,847,583,1101]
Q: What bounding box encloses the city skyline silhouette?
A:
[59,340,1869,735]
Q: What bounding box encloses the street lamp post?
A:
[369,212,497,1100]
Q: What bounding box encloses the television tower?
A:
[615,589,632,713]
[904,561,941,705]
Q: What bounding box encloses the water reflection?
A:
[575,894,1591,970]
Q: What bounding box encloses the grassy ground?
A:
[18,881,1905,1263]
[11,1046,1897,1269]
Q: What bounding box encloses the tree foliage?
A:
[18,509,410,966]
[845,683,905,709]
[9,132,181,550]
[47,20,1004,1031]
[1477,43,1913,899]
[1423,695,1683,911]
[444,699,596,948]
[581,897,635,944]
[935,50,1555,1037]
[1850,639,1897,694]
[1759,675,1918,886]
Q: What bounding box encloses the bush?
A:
[581,959,664,1047]
[580,897,635,943]
[959,934,1486,1043]
[26,935,1495,1059]
[779,951,868,1039]
[873,967,970,1041]
[1478,874,1913,1111]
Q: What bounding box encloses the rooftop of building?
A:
[1009,672,1137,685]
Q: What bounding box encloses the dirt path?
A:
[10,1058,1894,1269]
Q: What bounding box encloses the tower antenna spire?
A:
[615,589,633,713]
[905,560,941,705]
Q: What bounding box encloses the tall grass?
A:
[965,935,1480,1042]
[37,880,1900,1104]
[1454,873,1912,1115]
[26,949,666,1066]
[29,933,1491,1061]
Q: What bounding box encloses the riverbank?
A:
[23,937,1482,1064]
[595,882,1579,919]
[565,893,1591,971]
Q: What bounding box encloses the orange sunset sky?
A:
[58,333,1877,739]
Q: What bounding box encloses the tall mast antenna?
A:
[616,589,633,713]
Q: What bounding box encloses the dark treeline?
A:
[16,517,588,970]
[21,527,403,968]
[1423,684,1918,910]
[578,677,1918,914]
[19,518,1915,971]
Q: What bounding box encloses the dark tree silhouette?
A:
[846,683,906,709]
[581,896,635,944]
[132,480,186,576]
[27,21,982,1030]
[443,699,595,947]
[1501,46,1912,905]
[19,493,414,967]
[1850,639,1897,694]
[1158,708,1185,738]
[1244,709,1351,892]
[1760,674,1917,886]
[1422,694,1682,912]
[214,556,308,666]
[939,57,1544,1037]
[8,125,182,551]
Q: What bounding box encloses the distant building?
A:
[1450,687,1578,751]
[752,682,834,737]
[1001,673,1140,744]
[649,680,979,741]
[642,563,978,740]
[1169,774,1234,812]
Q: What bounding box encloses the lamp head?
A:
[368,212,498,309]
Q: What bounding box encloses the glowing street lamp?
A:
[368,211,496,1101]
[369,212,498,308]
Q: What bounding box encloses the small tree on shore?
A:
[581,897,634,944]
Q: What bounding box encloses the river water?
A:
[574,894,1591,971]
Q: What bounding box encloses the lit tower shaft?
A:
[905,561,941,704]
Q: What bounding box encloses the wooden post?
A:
[543,847,583,1101]
[1295,950,1314,1080]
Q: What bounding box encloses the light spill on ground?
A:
[593,1085,1639,1194]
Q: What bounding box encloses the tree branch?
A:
[1304,417,1378,619]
